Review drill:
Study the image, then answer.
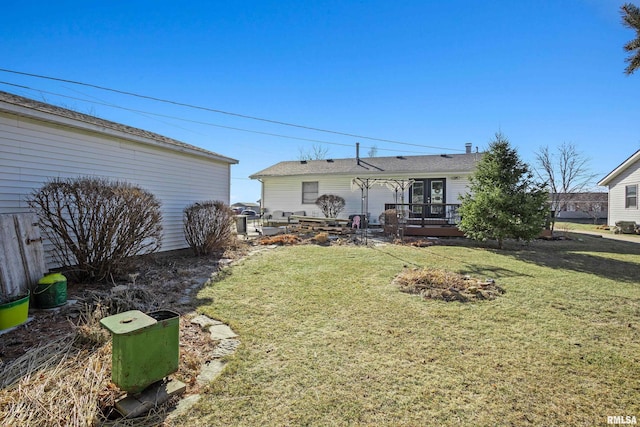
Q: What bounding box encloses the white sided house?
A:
[250,144,481,229]
[0,91,238,267]
[598,149,640,225]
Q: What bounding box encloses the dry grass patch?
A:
[0,333,112,426]
[313,231,329,244]
[392,236,437,247]
[394,267,504,301]
[258,233,301,245]
[0,248,245,426]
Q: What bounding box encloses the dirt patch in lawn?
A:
[394,267,505,302]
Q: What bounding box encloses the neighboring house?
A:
[250,143,481,224]
[0,91,238,267]
[598,149,640,225]
[552,192,608,220]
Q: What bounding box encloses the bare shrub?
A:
[184,200,235,256]
[27,177,163,282]
[381,209,399,236]
[315,194,345,218]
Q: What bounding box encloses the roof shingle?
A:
[250,153,482,178]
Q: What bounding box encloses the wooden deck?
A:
[282,212,465,238]
[401,225,465,237]
[383,203,465,237]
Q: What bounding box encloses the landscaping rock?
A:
[209,324,238,340]
[190,314,223,329]
[197,359,227,386]
[211,339,241,358]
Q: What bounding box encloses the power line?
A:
[0,81,440,155]
[0,68,464,152]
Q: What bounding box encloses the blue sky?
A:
[2,0,638,203]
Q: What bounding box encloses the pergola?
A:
[350,178,415,241]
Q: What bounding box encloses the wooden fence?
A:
[0,213,46,300]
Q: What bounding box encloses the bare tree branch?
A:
[298,144,329,160]
[535,143,598,231]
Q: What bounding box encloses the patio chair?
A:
[351,215,361,229]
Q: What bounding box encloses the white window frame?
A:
[302,181,319,204]
[625,184,638,209]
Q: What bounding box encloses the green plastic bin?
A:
[34,273,67,309]
[0,291,30,330]
[100,309,180,393]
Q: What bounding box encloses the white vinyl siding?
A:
[261,173,471,223]
[0,111,233,268]
[605,157,640,225]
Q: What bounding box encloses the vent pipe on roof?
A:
[465,143,472,154]
[356,142,360,165]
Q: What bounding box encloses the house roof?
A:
[598,149,640,186]
[0,90,238,164]
[250,152,482,179]
[552,192,608,202]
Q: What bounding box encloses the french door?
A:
[410,178,446,218]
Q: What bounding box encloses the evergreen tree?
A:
[622,3,640,75]
[458,133,549,249]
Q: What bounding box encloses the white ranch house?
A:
[250,144,481,228]
[0,91,237,267]
[598,149,640,226]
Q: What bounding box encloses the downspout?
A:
[259,178,265,216]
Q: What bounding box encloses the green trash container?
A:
[100,309,180,393]
[34,273,67,309]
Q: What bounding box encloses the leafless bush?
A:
[315,194,345,218]
[381,209,399,236]
[27,177,163,283]
[183,201,235,255]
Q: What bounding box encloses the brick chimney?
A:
[465,142,472,154]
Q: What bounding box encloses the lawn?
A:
[180,236,640,426]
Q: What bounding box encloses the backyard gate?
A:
[0,213,46,300]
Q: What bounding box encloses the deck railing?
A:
[383,203,462,226]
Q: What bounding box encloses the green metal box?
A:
[100,309,180,393]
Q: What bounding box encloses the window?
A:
[302,181,318,204]
[626,184,637,209]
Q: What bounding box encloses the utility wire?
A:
[0,68,465,152]
[0,81,440,155]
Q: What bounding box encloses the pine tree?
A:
[622,3,640,75]
[458,133,549,249]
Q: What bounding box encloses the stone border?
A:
[167,314,240,420]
